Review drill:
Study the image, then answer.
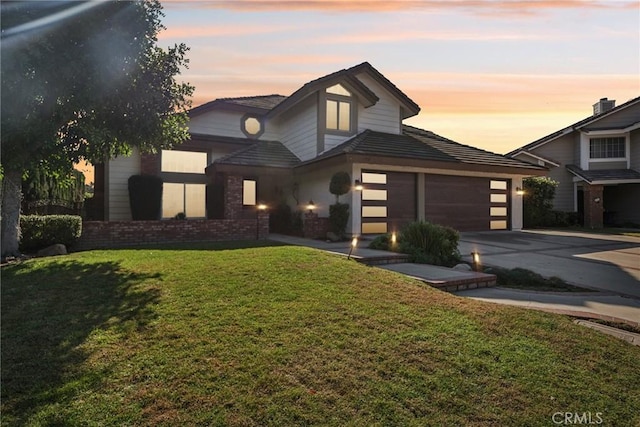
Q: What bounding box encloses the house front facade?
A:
[508,96,640,228]
[96,62,545,236]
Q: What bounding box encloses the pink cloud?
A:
[165,0,637,15]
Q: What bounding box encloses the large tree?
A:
[1,0,194,256]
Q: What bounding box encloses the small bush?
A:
[489,266,586,292]
[270,203,293,233]
[20,215,82,252]
[369,234,391,250]
[329,203,350,237]
[398,221,461,267]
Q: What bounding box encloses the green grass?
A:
[2,243,639,426]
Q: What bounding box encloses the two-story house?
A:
[95,62,545,236]
[508,96,640,228]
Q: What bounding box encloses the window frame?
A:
[589,136,626,160]
[323,84,356,136]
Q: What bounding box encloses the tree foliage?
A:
[329,171,351,203]
[523,176,559,228]
[0,0,194,256]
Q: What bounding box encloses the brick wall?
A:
[303,212,330,239]
[140,153,160,175]
[224,175,244,219]
[75,216,270,251]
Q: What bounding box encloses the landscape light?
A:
[471,251,482,272]
[347,236,358,260]
[391,232,397,244]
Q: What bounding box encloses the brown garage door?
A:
[425,175,509,231]
[360,170,417,234]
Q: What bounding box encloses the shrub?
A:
[20,215,82,252]
[329,203,350,237]
[523,176,559,228]
[369,234,391,250]
[269,202,293,233]
[329,171,351,203]
[398,221,461,266]
[128,175,163,220]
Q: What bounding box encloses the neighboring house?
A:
[508,96,640,228]
[95,62,545,235]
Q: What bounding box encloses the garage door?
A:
[360,170,417,234]
[424,175,509,231]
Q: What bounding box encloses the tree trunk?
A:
[1,168,22,257]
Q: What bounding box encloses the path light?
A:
[354,179,363,191]
[471,251,482,272]
[391,232,397,245]
[306,200,316,213]
[516,187,525,196]
[347,236,358,260]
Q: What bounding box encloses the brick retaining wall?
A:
[75,214,269,251]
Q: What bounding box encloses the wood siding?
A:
[106,149,140,220]
[189,110,279,141]
[527,133,577,212]
[424,175,491,231]
[355,73,402,135]
[582,102,640,130]
[589,160,627,170]
[277,95,318,161]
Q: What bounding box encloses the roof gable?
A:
[507,95,640,156]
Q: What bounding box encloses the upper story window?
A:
[589,137,625,159]
[241,115,264,139]
[326,84,352,133]
[161,150,207,174]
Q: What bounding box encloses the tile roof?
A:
[189,95,286,117]
[566,165,640,183]
[404,126,544,169]
[506,95,640,156]
[301,126,545,171]
[214,140,300,169]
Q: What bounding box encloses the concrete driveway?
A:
[458,229,640,298]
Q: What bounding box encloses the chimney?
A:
[593,97,616,115]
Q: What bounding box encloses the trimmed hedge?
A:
[20,215,82,252]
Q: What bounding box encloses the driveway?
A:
[458,229,640,298]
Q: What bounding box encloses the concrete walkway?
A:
[268,232,640,326]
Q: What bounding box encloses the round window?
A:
[243,116,262,137]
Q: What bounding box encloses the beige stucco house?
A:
[96,62,545,235]
[508,96,640,228]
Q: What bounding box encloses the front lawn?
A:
[2,244,639,426]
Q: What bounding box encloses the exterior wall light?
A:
[348,236,358,260]
[257,203,267,211]
[594,197,601,204]
[471,251,482,272]
[306,200,316,213]
[354,180,364,191]
[516,187,525,196]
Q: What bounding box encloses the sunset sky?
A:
[158,0,639,154]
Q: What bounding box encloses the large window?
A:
[325,84,352,133]
[162,183,206,219]
[590,137,625,159]
[243,179,256,206]
[161,150,207,174]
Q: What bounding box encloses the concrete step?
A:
[356,254,411,266]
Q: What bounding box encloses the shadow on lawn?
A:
[1,259,161,423]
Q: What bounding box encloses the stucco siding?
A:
[630,128,640,170]
[529,133,576,211]
[107,149,140,220]
[278,96,318,161]
[354,73,402,135]
[583,102,640,130]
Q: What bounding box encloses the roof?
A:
[300,125,545,171]
[507,95,640,156]
[213,140,300,169]
[403,125,545,170]
[190,62,421,121]
[189,95,286,117]
[566,165,640,184]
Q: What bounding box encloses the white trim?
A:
[582,121,640,135]
[517,151,560,167]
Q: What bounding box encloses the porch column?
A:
[224,174,243,219]
[583,184,604,229]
